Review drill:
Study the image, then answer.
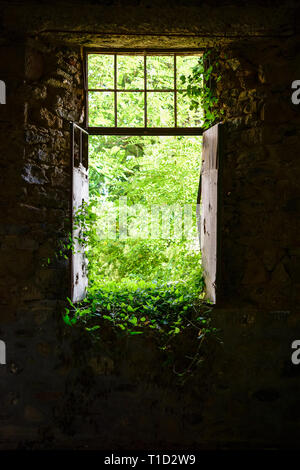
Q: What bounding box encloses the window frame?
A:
[84,48,205,136]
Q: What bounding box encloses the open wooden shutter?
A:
[200,123,222,304]
[70,122,89,302]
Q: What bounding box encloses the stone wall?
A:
[0,0,300,450]
[215,38,300,309]
[0,38,86,446]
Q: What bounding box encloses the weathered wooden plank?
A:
[200,123,220,303]
[71,163,89,302]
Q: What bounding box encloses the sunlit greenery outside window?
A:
[86,52,204,289]
[71,51,206,333]
[88,135,203,287]
[87,53,203,128]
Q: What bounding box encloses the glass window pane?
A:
[147,92,174,127]
[177,55,202,89]
[118,92,144,127]
[117,56,144,90]
[89,92,114,127]
[177,90,203,127]
[147,56,174,90]
[88,54,114,89]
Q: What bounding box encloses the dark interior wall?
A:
[0,37,85,446]
[215,38,300,309]
[0,0,300,449]
[24,39,85,304]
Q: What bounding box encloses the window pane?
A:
[147,92,174,127]
[177,90,203,127]
[89,92,114,127]
[177,55,202,89]
[117,56,144,89]
[118,92,144,127]
[88,54,114,89]
[147,56,174,89]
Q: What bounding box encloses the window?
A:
[86,51,204,134]
[71,50,221,305]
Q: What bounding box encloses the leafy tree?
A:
[88,134,202,288]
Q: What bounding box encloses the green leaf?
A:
[103,314,113,321]
[63,310,77,326]
[85,325,100,331]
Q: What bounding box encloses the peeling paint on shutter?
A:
[200,123,222,304]
[70,122,89,302]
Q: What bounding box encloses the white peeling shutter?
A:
[200,123,222,304]
[70,123,89,302]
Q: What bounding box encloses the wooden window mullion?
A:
[87,51,203,132]
[114,54,117,127]
[174,54,177,128]
[144,54,147,128]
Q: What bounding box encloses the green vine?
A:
[56,202,221,382]
[180,50,222,129]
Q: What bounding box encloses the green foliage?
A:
[89,135,201,202]
[87,135,203,288]
[63,278,221,382]
[64,279,214,339]
[179,50,221,129]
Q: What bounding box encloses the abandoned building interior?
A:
[1,0,300,450]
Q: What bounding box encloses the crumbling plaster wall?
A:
[0,0,300,450]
